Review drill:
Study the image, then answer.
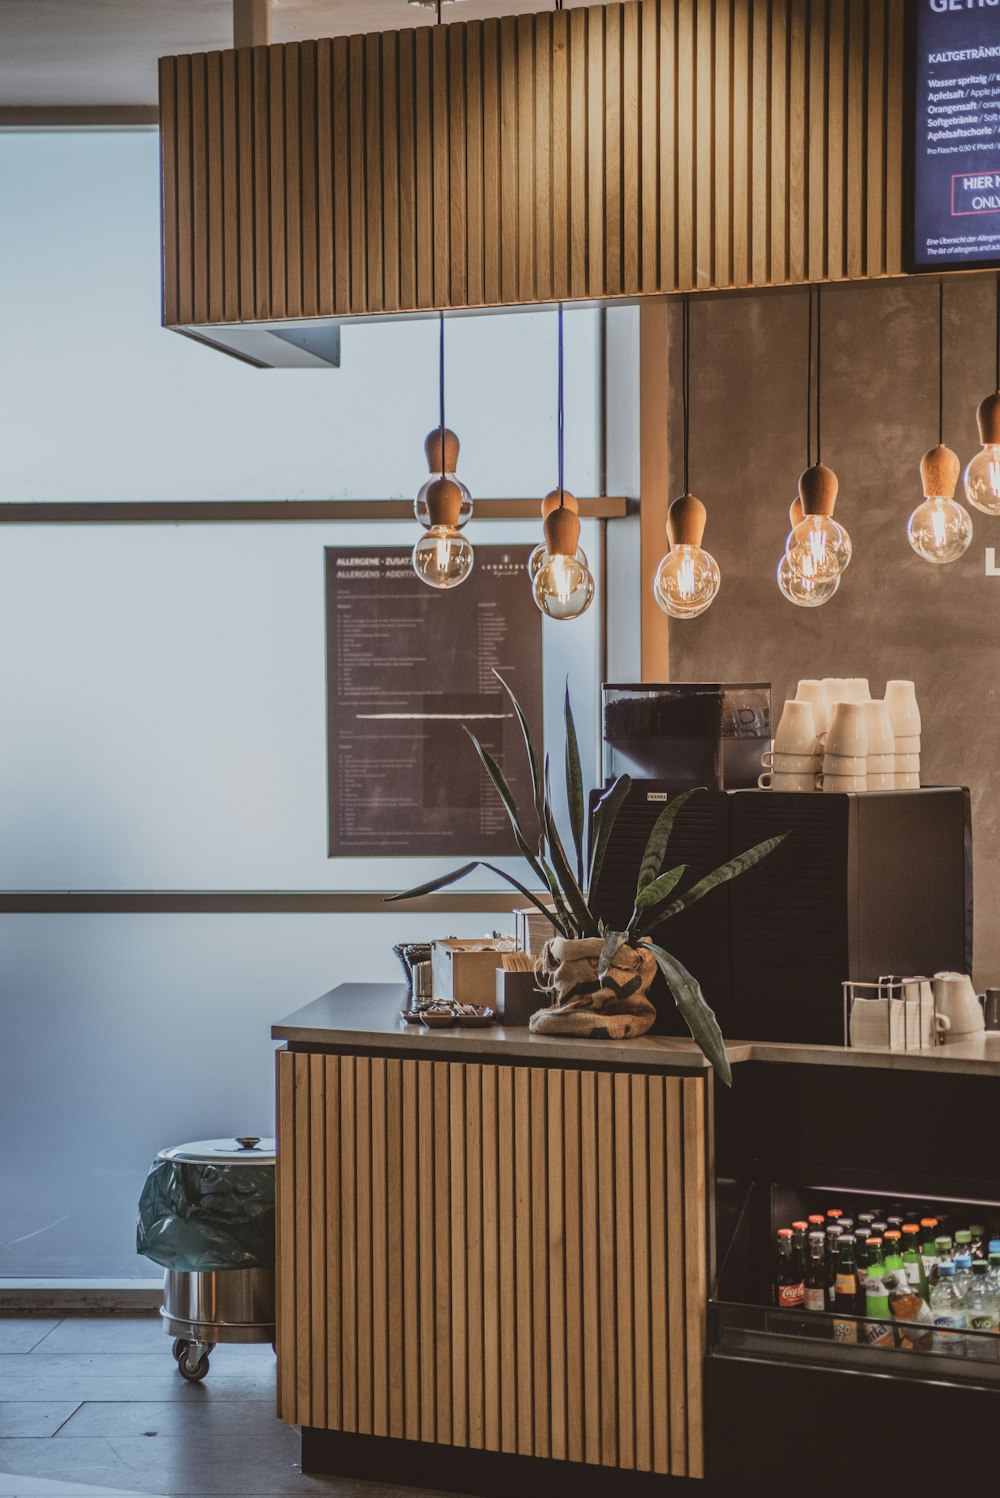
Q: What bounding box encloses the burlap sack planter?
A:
[529,936,657,1039]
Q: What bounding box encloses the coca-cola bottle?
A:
[773,1228,805,1309]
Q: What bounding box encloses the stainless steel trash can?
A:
[154,1137,276,1382]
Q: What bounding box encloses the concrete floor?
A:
[0,1316,447,1498]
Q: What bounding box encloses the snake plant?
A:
[387,672,784,1084]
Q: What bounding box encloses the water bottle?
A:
[965,1260,999,1360]
[954,1252,974,1298]
[929,1262,967,1356]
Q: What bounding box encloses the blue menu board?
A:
[910,1,1000,270]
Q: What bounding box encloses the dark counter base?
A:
[299,1428,768,1497]
[706,1355,1000,1488]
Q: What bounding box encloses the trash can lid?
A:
[157,1137,276,1165]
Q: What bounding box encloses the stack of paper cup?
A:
[885,680,921,789]
[818,701,868,792]
[862,699,896,791]
[757,699,820,791]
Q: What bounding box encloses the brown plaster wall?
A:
[662,277,1000,983]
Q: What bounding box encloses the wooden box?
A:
[431,939,506,1003]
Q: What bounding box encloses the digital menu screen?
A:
[910,1,1000,271]
[325,545,543,858]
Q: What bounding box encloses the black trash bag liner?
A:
[137,1157,275,1272]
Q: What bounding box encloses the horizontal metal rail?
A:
[0,497,629,525]
[0,890,532,914]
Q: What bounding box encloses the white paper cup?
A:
[824,701,869,758]
[867,753,895,774]
[761,749,822,773]
[774,698,819,756]
[885,680,921,739]
[893,735,921,754]
[818,772,867,793]
[846,678,872,702]
[867,773,895,791]
[771,771,820,792]
[862,699,895,757]
[795,680,829,736]
[822,753,867,776]
[895,772,920,790]
[894,753,921,773]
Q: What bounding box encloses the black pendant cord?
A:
[682,298,691,495]
[438,314,446,474]
[938,281,945,448]
[815,286,822,468]
[436,0,442,23]
[806,289,813,469]
[557,304,565,504]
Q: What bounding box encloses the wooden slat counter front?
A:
[272,983,715,1486]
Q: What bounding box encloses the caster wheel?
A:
[177,1347,210,1382]
[171,1339,186,1363]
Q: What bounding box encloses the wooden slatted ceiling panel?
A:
[276,1051,710,1478]
[160,0,905,327]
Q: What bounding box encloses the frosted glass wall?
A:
[0,132,629,1277]
[0,132,601,505]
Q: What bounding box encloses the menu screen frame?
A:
[905,1,1000,275]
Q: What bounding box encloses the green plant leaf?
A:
[385,859,568,938]
[646,834,787,931]
[544,755,599,937]
[564,680,585,886]
[464,729,549,880]
[598,929,627,982]
[647,942,732,1087]
[588,774,632,892]
[634,864,687,915]
[635,789,699,897]
[383,861,484,902]
[492,668,545,849]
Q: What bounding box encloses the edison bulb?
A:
[776,551,840,607]
[653,544,721,619]
[907,495,973,564]
[964,446,1000,515]
[786,515,852,581]
[531,552,595,620]
[412,526,474,588]
[415,475,474,529]
[527,541,588,579]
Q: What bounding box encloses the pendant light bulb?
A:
[415,427,474,529]
[776,550,841,608]
[786,465,851,581]
[527,491,588,579]
[412,478,474,589]
[653,495,721,620]
[531,504,595,620]
[908,444,972,564]
[964,393,1000,515]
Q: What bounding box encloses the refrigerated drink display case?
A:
[707,1053,1000,1487]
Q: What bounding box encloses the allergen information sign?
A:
[910,0,1000,271]
[325,545,543,858]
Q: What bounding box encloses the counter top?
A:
[273,983,1000,1078]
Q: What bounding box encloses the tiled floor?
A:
[0,1316,448,1498]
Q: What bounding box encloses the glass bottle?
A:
[862,1242,894,1347]
[901,1225,929,1300]
[804,1233,828,1313]
[773,1228,805,1309]
[833,1235,858,1344]
[884,1267,934,1352]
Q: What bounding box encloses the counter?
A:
[273,983,1000,1494]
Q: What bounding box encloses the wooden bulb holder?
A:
[424,427,460,475]
[789,496,805,528]
[543,505,582,557]
[541,488,579,519]
[798,463,839,517]
[920,443,961,501]
[977,392,1000,447]
[666,493,707,548]
[425,477,464,528]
